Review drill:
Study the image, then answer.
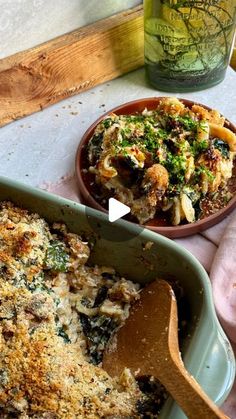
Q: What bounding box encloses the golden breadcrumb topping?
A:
[0,202,150,418]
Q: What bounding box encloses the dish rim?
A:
[0,175,235,418]
[75,96,236,238]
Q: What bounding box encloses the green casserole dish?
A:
[0,175,234,418]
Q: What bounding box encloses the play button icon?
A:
[85,193,144,242]
[108,198,130,222]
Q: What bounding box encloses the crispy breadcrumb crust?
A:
[0,202,141,418]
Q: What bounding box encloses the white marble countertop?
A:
[0,0,141,59]
[0,67,235,188]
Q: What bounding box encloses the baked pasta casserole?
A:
[0,202,169,418]
[86,98,236,225]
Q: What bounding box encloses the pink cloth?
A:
[41,173,236,418]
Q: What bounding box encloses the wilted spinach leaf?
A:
[45,240,69,272]
[80,313,118,364]
[212,138,230,158]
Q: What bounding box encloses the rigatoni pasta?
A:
[86,98,236,226]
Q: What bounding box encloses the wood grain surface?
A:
[0,6,144,127]
[0,5,235,128]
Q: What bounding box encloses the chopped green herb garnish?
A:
[166,115,198,132]
[125,114,145,123]
[163,152,186,184]
[178,116,198,131]
[195,165,215,181]
[191,139,208,155]
[120,138,131,148]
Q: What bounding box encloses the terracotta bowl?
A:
[75,97,236,238]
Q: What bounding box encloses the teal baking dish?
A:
[0,175,234,418]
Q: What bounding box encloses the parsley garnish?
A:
[162,152,186,184]
[195,165,215,181]
[191,139,208,156]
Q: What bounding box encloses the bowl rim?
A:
[75,96,236,238]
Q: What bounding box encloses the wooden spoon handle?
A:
[157,356,229,419]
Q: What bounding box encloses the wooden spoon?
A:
[103,279,228,419]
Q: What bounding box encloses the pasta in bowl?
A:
[76,97,236,238]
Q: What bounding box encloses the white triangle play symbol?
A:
[108,198,130,222]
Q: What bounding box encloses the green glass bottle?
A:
[144,0,236,92]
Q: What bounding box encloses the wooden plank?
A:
[0,6,144,127]
[0,6,234,128]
